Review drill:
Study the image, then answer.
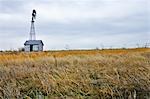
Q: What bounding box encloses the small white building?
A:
[24,40,44,52]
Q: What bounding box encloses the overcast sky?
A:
[0,0,149,50]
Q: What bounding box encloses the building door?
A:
[30,45,33,51]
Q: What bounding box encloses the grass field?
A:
[0,48,150,98]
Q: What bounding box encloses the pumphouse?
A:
[24,40,44,52]
[24,10,44,52]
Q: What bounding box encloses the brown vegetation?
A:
[0,48,150,98]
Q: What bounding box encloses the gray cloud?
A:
[0,0,149,50]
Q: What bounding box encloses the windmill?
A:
[30,9,36,40]
[24,9,44,52]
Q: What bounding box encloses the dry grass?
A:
[0,48,150,98]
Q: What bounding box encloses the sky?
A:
[0,0,149,50]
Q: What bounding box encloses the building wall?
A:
[24,45,30,52]
[33,45,39,51]
[38,44,43,51]
[24,44,43,52]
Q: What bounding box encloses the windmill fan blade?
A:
[33,9,36,14]
[32,9,36,19]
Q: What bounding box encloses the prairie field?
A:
[0,48,150,99]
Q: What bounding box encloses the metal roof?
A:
[24,40,44,45]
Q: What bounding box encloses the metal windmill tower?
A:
[30,9,36,40]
